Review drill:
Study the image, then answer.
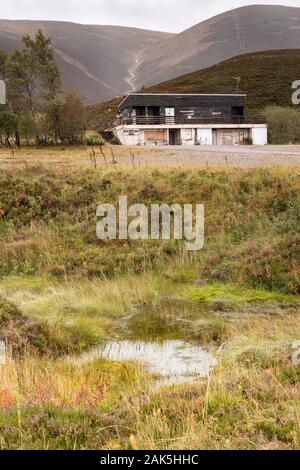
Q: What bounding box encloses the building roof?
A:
[119,93,246,110]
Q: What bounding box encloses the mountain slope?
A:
[145,49,300,115]
[135,5,300,88]
[0,20,172,103]
[87,49,300,131]
[1,5,300,103]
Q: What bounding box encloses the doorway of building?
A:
[169,129,181,145]
[212,130,217,145]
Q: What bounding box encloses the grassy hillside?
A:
[87,96,122,135]
[146,49,300,115]
[0,164,299,293]
[88,50,300,131]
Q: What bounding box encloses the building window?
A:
[124,129,139,135]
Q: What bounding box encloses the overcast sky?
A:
[0,1,299,32]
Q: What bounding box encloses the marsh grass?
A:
[0,352,151,450]
[0,274,299,449]
[0,274,163,354]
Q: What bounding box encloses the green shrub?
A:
[265,106,300,144]
[244,136,253,145]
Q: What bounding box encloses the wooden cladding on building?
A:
[119,93,246,111]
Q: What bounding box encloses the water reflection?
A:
[74,339,217,385]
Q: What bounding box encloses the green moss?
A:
[185,284,299,306]
[0,276,51,293]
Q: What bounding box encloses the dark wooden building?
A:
[119,93,246,125]
[114,93,267,146]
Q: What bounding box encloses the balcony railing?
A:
[118,116,176,125]
[114,115,266,126]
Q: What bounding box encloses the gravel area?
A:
[1,145,300,169]
[124,145,300,168]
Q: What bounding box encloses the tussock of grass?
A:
[193,318,228,343]
[0,296,101,356]
[0,274,163,354]
[0,274,160,320]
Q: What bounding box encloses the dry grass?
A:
[0,353,148,411]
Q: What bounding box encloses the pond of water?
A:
[73,339,217,385]
[71,298,292,386]
[71,299,221,385]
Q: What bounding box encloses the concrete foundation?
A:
[114,123,268,147]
